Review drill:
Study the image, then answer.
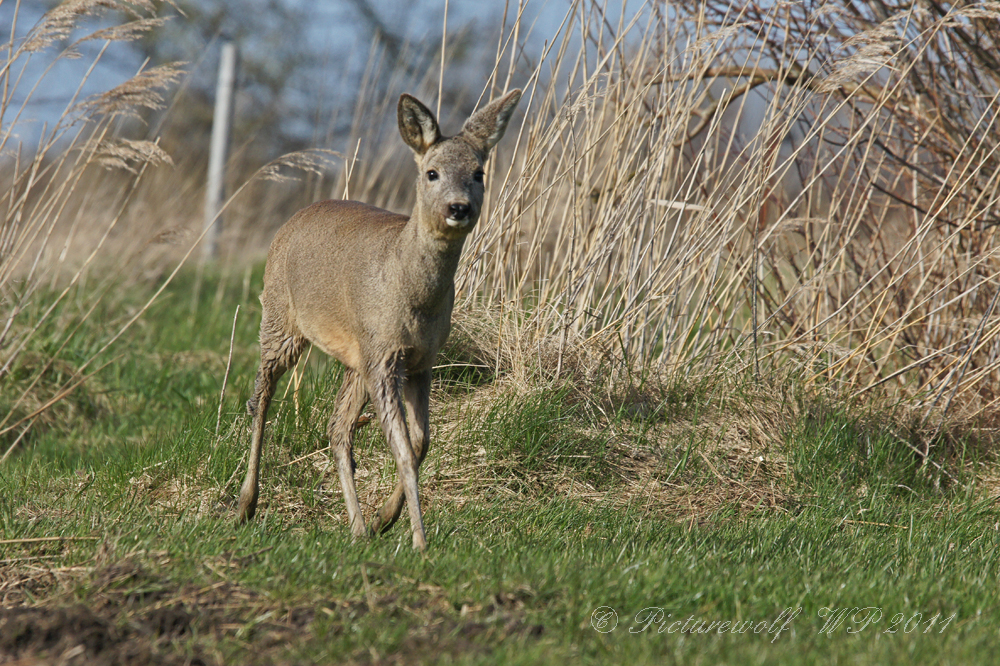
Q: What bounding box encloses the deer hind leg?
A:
[369,369,431,536]
[368,356,427,550]
[239,314,306,523]
[328,369,370,539]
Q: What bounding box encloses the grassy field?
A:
[4,2,1000,664]
[2,269,998,665]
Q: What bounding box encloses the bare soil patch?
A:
[0,559,313,666]
[0,555,548,665]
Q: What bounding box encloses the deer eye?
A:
[426,170,439,182]
[473,170,485,183]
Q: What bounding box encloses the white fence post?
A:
[203,38,238,261]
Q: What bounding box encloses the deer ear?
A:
[398,94,441,155]
[460,89,522,152]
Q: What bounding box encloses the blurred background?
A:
[0,0,607,268]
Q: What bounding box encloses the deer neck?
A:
[393,210,467,315]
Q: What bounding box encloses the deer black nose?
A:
[449,203,471,220]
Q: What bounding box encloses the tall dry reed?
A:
[438,1,1000,438]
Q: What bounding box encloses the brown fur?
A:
[238,89,522,550]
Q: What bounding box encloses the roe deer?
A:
[238,88,522,550]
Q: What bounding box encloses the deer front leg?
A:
[329,369,370,539]
[370,369,431,535]
[368,356,427,550]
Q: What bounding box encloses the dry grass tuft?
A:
[93,138,174,173]
[18,0,126,54]
[77,62,185,118]
[409,370,791,526]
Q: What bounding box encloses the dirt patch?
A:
[0,559,318,666]
[1,552,550,665]
[0,603,201,665]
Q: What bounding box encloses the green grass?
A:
[1,268,998,665]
